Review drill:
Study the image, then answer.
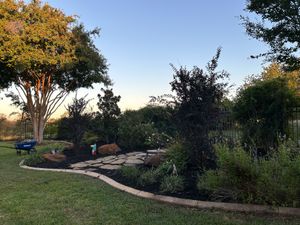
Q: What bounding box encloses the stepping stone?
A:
[93,158,103,163]
[147,149,167,154]
[125,159,144,164]
[126,152,143,156]
[146,150,160,154]
[90,163,104,167]
[84,160,97,164]
[70,163,88,168]
[100,164,121,170]
[102,159,117,164]
[127,156,140,160]
[116,154,127,159]
[136,153,147,157]
[110,159,126,165]
[100,156,116,161]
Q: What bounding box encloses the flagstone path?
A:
[69,149,166,170]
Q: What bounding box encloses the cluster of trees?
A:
[51,88,175,153]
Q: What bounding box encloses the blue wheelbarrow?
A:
[15,139,37,155]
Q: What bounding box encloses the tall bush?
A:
[170,48,229,170]
[233,78,298,154]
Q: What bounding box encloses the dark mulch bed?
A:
[33,151,211,201]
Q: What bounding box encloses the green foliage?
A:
[257,143,300,207]
[170,48,229,169]
[198,145,258,202]
[155,160,175,178]
[165,142,189,174]
[0,0,109,143]
[118,110,157,150]
[242,0,300,70]
[92,88,121,143]
[233,78,298,152]
[140,105,177,136]
[57,95,92,154]
[198,143,300,207]
[145,131,173,149]
[119,166,141,183]
[23,153,45,166]
[160,175,185,193]
[138,169,159,186]
[44,120,59,140]
[82,131,99,145]
[117,106,176,151]
[38,142,66,154]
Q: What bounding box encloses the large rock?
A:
[144,153,164,167]
[98,144,121,155]
[43,153,66,162]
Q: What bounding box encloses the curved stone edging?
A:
[19,160,300,217]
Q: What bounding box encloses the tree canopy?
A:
[242,0,300,70]
[0,0,109,143]
[261,63,299,92]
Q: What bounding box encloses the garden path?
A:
[69,149,166,170]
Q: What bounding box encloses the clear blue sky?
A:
[0,0,269,117]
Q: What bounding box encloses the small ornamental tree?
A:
[170,48,229,170]
[94,88,121,143]
[0,0,109,143]
[58,95,92,154]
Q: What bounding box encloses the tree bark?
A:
[16,73,68,144]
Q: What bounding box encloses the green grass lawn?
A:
[0,142,299,225]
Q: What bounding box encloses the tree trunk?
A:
[32,117,45,143]
[17,74,67,144]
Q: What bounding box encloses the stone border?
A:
[20,160,300,217]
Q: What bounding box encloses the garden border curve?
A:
[19,160,300,217]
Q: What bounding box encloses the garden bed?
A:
[33,152,210,201]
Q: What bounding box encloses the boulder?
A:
[97,144,121,155]
[43,153,66,162]
[144,153,165,167]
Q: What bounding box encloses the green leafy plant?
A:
[198,143,300,207]
[165,142,189,174]
[24,153,45,166]
[138,169,159,187]
[160,175,185,193]
[119,166,141,184]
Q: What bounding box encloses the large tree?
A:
[0,0,109,143]
[242,0,300,70]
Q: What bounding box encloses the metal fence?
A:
[289,106,300,146]
[210,106,300,147]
